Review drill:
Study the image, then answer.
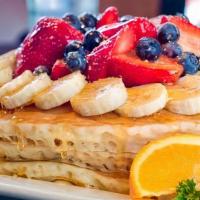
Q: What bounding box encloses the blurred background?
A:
[0,0,199,54]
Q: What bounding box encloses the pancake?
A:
[0,105,199,174]
[0,161,129,194]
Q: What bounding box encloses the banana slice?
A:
[0,70,34,99]
[1,73,52,109]
[166,85,200,115]
[0,50,16,86]
[177,74,200,89]
[34,71,87,110]
[71,77,127,116]
[115,83,168,118]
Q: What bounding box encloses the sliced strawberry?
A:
[97,6,119,28]
[108,53,183,87]
[97,22,122,38]
[15,17,83,76]
[150,15,168,28]
[51,59,70,80]
[112,24,137,54]
[165,16,200,57]
[86,37,114,82]
[98,17,157,39]
[86,21,137,82]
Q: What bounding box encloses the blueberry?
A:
[65,51,87,71]
[136,37,162,61]
[79,13,97,28]
[64,40,85,57]
[158,23,180,44]
[120,15,134,22]
[83,30,103,52]
[176,13,190,22]
[79,25,93,34]
[62,14,81,30]
[33,65,50,76]
[179,52,199,74]
[162,42,182,58]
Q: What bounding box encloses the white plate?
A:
[0,176,129,200]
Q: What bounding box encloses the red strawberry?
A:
[150,15,168,28]
[165,16,200,57]
[51,59,70,80]
[15,17,83,76]
[86,21,137,82]
[97,22,122,38]
[98,17,157,39]
[97,6,119,28]
[108,53,183,87]
[86,37,114,82]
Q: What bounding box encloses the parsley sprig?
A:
[174,179,200,200]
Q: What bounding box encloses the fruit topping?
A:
[111,23,136,55]
[136,37,161,61]
[86,21,137,82]
[62,14,81,30]
[1,73,52,109]
[164,16,200,56]
[116,83,168,118]
[15,17,83,76]
[109,54,183,87]
[98,17,157,40]
[162,42,182,58]
[167,84,200,115]
[178,52,200,75]
[70,77,127,116]
[64,40,85,56]
[65,51,87,72]
[158,22,180,44]
[83,30,104,52]
[51,59,70,80]
[33,65,50,76]
[120,15,134,22]
[97,6,119,28]
[35,71,87,110]
[97,22,123,38]
[79,13,97,29]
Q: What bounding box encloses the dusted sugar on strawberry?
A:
[97,6,119,28]
[15,17,83,76]
[51,59,70,80]
[109,54,183,87]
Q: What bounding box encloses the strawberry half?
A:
[15,17,83,76]
[98,17,157,39]
[86,21,137,82]
[51,59,70,80]
[108,53,183,87]
[165,16,200,57]
[97,6,119,28]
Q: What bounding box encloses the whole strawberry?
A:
[15,17,83,76]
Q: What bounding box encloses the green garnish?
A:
[174,179,200,200]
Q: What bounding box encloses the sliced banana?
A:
[0,50,16,86]
[177,74,200,89]
[0,70,34,99]
[1,73,52,109]
[71,77,127,116]
[34,71,87,110]
[116,83,168,118]
[166,85,200,115]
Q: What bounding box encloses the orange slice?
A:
[130,134,200,199]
